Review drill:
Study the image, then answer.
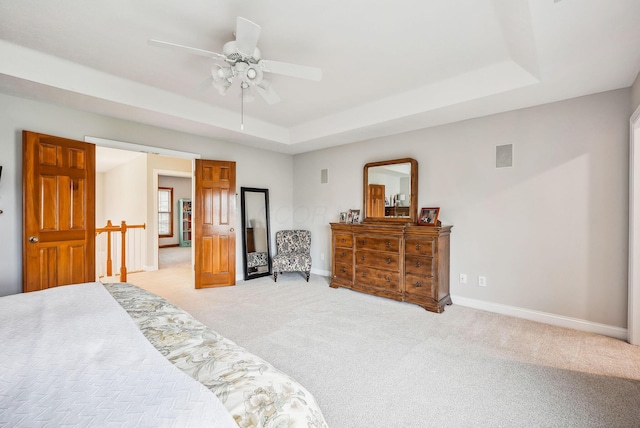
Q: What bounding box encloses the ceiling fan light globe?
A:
[244,64,263,85]
[212,65,232,83]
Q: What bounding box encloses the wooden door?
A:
[194,159,236,288]
[368,184,385,217]
[22,131,95,292]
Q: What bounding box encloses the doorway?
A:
[156,172,193,272]
[92,137,198,285]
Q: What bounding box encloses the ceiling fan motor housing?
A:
[223,41,260,63]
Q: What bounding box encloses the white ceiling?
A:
[1,0,639,154]
[95,146,145,173]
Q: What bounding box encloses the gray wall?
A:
[0,92,293,297]
[293,89,631,328]
[0,88,634,329]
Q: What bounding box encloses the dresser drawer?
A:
[334,262,353,283]
[355,236,400,252]
[334,247,353,264]
[405,255,433,276]
[335,233,353,248]
[404,273,435,298]
[405,239,434,256]
[355,250,399,271]
[355,266,400,292]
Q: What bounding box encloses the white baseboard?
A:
[451,295,628,341]
[143,265,158,272]
[311,268,331,277]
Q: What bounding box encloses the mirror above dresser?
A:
[363,158,418,224]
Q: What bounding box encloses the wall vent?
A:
[496,144,513,168]
[320,168,328,184]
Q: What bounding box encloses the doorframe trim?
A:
[85,136,199,159]
[629,105,640,345]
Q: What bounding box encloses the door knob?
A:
[230,228,235,232]
[28,236,39,243]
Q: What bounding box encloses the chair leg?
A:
[273,272,278,282]
[305,271,310,282]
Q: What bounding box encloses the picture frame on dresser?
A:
[350,209,360,223]
[339,212,348,223]
[418,207,440,226]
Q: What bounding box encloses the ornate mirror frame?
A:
[240,187,272,280]
[363,158,418,224]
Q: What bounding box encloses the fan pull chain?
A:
[241,84,245,131]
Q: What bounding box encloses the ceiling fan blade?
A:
[259,59,322,81]
[148,39,226,60]
[235,17,261,56]
[198,75,215,91]
[255,81,281,104]
[212,79,232,95]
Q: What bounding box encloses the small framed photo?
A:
[350,209,361,224]
[418,207,440,226]
[339,212,348,223]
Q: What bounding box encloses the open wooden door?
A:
[194,159,236,288]
[22,131,95,292]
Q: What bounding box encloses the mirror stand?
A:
[240,187,272,280]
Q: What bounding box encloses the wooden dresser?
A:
[330,222,452,313]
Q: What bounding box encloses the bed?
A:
[0,282,328,428]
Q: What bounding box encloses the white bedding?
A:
[0,283,237,427]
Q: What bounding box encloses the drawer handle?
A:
[416,244,422,250]
[385,276,391,282]
[360,240,366,245]
[361,272,367,278]
[415,261,421,267]
[386,258,392,264]
[361,255,366,261]
[340,267,347,273]
[385,241,391,248]
[341,252,346,257]
[415,281,423,288]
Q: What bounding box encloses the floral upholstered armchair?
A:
[272,230,312,282]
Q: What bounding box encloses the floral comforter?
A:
[105,283,328,428]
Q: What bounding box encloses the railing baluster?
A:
[96,220,146,283]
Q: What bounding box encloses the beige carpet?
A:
[158,246,191,269]
[127,268,640,427]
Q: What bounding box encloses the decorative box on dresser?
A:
[330,223,452,313]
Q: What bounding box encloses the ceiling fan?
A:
[148,17,322,105]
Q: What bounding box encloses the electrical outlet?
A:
[459,273,467,284]
[478,276,487,287]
